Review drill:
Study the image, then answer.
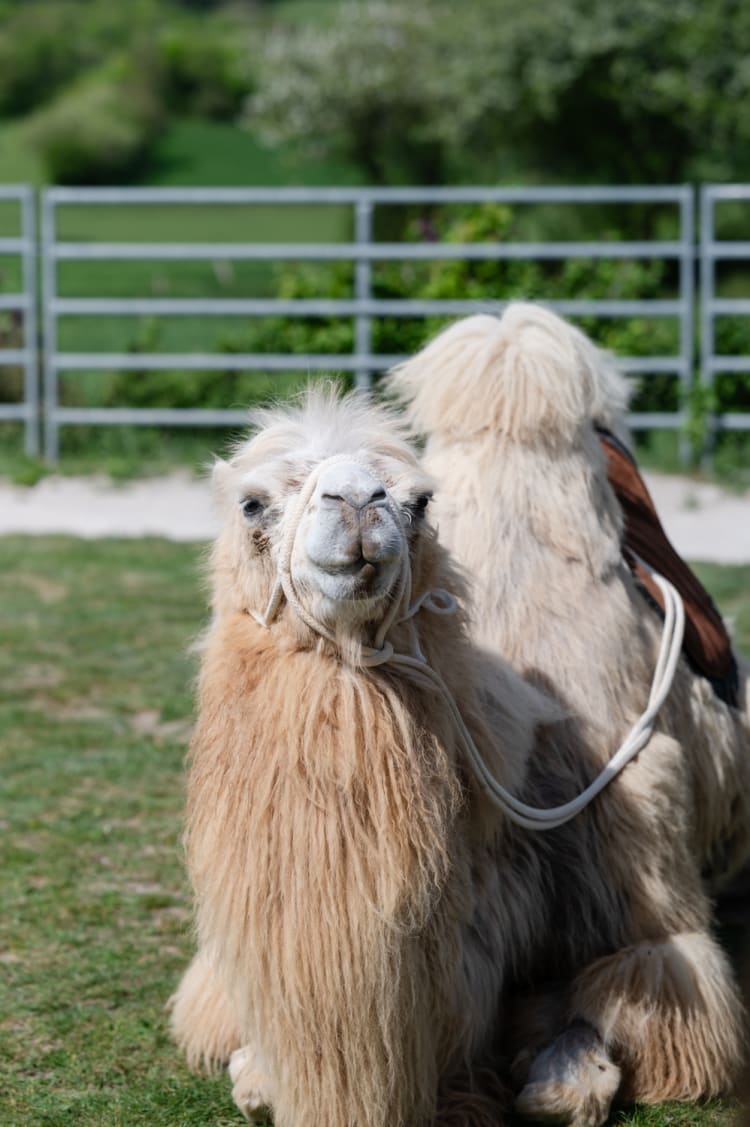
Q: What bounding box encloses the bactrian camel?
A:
[390,302,750,1122]
[170,380,748,1127]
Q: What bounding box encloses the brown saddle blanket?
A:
[597,427,739,708]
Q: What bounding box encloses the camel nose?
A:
[316,462,387,512]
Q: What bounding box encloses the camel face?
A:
[211,391,435,639]
[291,460,405,617]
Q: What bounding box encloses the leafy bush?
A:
[0,309,23,404]
[247,2,453,183]
[0,2,108,116]
[248,0,750,185]
[0,1,257,162]
[25,57,165,185]
[148,19,253,120]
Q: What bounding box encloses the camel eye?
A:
[406,493,432,522]
[241,497,265,520]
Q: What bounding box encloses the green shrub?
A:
[0,309,23,405]
[25,56,165,185]
[247,2,452,183]
[149,19,253,120]
[248,0,750,185]
[0,2,102,116]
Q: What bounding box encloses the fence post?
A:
[354,196,373,390]
[41,190,59,463]
[699,186,715,469]
[20,187,39,457]
[678,186,695,466]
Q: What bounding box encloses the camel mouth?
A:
[321,557,381,586]
[310,557,395,606]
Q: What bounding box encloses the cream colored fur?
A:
[389,303,750,1117]
[172,388,579,1126]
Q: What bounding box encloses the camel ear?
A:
[211,457,233,501]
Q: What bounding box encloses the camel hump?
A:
[598,426,739,707]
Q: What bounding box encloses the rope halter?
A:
[247,454,686,831]
[247,452,457,666]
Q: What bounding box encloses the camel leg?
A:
[516,929,743,1125]
[229,1044,274,1124]
[169,950,242,1073]
[568,930,744,1103]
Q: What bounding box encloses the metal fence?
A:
[700,184,750,448]
[0,186,38,455]
[39,185,695,461]
[1,183,748,460]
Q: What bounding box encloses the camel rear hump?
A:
[390,303,630,448]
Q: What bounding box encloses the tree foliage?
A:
[247,0,750,185]
[3,2,255,183]
[248,3,453,183]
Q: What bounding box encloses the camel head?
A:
[209,385,437,655]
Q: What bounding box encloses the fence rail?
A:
[0,184,747,460]
[0,186,37,455]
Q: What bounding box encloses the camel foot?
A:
[229,1046,273,1124]
[514,1020,621,1127]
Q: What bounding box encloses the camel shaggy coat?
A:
[171,385,748,1127]
[390,305,750,1117]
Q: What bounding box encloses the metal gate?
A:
[0,186,38,455]
[40,185,694,461]
[700,184,750,448]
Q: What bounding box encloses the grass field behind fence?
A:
[0,535,748,1126]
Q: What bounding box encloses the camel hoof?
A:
[229,1046,273,1124]
[514,1020,620,1127]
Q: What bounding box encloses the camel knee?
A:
[169,951,242,1074]
[570,932,744,1102]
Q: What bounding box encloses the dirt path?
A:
[1,470,749,562]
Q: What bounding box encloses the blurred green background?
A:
[1,0,749,479]
[2,6,750,1126]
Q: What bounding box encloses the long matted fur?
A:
[389,304,750,1110]
[172,377,748,1125]
[173,389,562,1126]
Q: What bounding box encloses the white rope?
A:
[248,456,685,832]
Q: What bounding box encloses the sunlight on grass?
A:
[0,536,746,1126]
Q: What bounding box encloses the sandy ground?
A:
[0,469,749,563]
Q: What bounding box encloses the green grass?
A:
[140,118,364,191]
[0,118,46,186]
[0,536,748,1125]
[0,536,238,1125]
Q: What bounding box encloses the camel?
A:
[170,381,747,1127]
[389,302,750,1120]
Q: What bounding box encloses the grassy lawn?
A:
[0,536,747,1125]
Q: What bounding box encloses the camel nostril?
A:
[321,487,387,510]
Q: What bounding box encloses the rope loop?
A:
[402,587,458,620]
